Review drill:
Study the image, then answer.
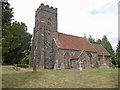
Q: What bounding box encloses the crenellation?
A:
[46,5,49,7]
[51,6,54,9]
[36,3,57,17]
[55,7,57,10]
[41,3,44,6]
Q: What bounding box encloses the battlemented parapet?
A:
[36,3,57,17]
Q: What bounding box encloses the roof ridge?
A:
[58,32,84,39]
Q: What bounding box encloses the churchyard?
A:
[2,65,118,88]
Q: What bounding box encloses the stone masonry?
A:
[30,3,112,69]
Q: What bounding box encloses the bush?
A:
[14,64,29,68]
[21,55,29,64]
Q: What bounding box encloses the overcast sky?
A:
[9,0,119,50]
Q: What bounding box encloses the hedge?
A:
[14,64,29,68]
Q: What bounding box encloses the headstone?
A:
[54,64,57,70]
[15,64,20,71]
[54,60,58,70]
[15,64,18,71]
[61,62,65,70]
[78,61,83,71]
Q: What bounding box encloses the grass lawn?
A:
[2,65,118,88]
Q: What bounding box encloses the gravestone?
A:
[54,60,58,70]
[15,64,18,71]
[60,62,65,70]
[78,61,83,71]
[15,64,20,71]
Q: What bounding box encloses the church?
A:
[30,3,112,69]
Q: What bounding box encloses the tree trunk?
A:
[33,59,36,72]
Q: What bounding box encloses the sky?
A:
[9,0,119,50]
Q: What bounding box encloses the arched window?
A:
[64,52,70,69]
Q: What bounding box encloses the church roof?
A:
[92,44,111,56]
[55,33,96,52]
[71,50,87,59]
[71,51,82,59]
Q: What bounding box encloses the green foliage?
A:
[2,1,32,65]
[2,2,13,25]
[21,54,29,64]
[2,21,32,64]
[96,39,101,44]
[14,64,29,68]
[101,35,112,54]
[87,35,116,65]
[88,35,96,44]
[2,2,13,36]
[116,41,120,68]
[100,35,116,65]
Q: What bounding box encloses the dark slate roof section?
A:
[92,44,111,56]
[56,33,96,52]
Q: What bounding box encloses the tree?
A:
[2,1,14,64]
[87,35,116,65]
[2,1,13,35]
[2,1,32,64]
[101,35,116,65]
[96,39,101,44]
[116,41,120,68]
[2,22,32,64]
[88,35,96,44]
[2,1,13,24]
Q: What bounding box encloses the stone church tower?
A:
[30,3,58,69]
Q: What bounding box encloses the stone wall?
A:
[79,51,90,69]
[98,55,112,67]
[57,49,80,69]
[30,3,58,69]
[56,49,98,69]
[91,52,98,68]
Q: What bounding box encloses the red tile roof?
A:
[55,33,96,52]
[92,44,110,56]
